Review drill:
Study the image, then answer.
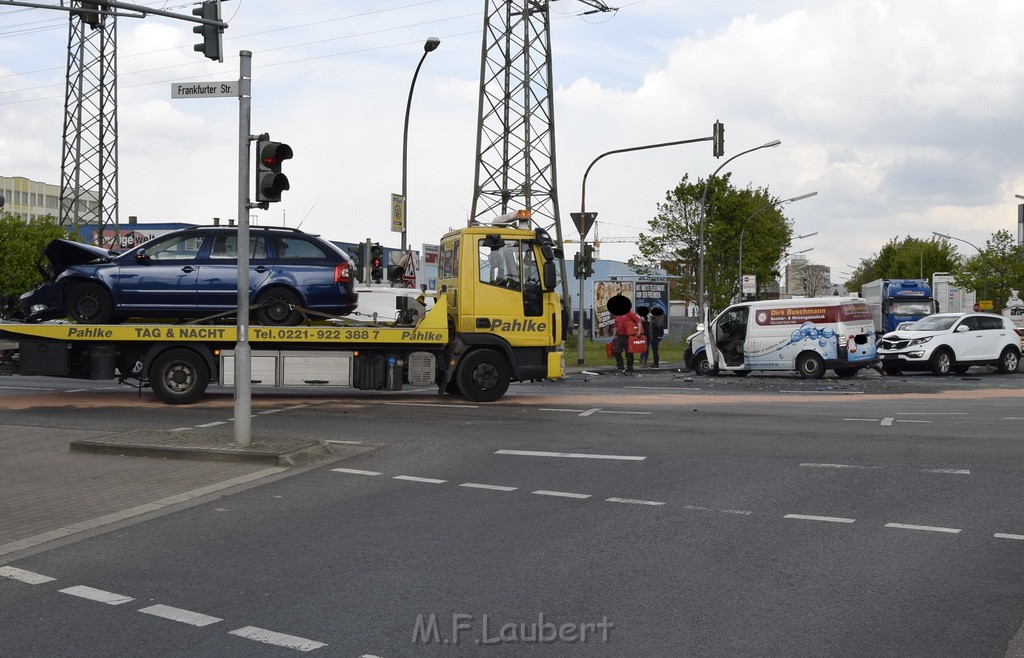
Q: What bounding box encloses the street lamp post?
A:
[932,231,987,300]
[737,191,817,302]
[697,139,781,321]
[401,37,441,254]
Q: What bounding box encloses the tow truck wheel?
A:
[65,282,113,324]
[997,347,1020,374]
[254,288,303,326]
[796,352,825,380]
[456,348,510,402]
[929,348,953,376]
[150,348,209,404]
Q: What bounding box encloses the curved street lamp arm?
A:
[580,136,712,216]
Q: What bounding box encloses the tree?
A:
[0,213,70,317]
[631,173,794,314]
[952,229,1024,312]
[846,236,960,294]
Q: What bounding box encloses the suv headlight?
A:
[907,336,932,347]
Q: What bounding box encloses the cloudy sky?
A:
[2,0,1024,283]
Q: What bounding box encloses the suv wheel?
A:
[997,347,1020,374]
[929,348,953,376]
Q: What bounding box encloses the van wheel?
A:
[997,347,1020,374]
[796,352,825,380]
[149,348,209,404]
[929,348,953,376]
[834,367,858,378]
[456,348,510,402]
[693,353,715,376]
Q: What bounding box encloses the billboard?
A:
[592,279,669,340]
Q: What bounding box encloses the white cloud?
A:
[2,0,1023,288]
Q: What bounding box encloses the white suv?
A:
[878,312,1022,376]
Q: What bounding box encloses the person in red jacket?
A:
[609,295,643,375]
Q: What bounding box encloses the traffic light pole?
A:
[575,135,712,365]
[234,50,253,447]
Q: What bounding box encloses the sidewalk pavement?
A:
[0,423,370,561]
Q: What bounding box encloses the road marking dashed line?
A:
[682,504,753,516]
[393,475,446,484]
[995,533,1024,541]
[139,604,222,627]
[59,585,134,605]
[607,497,665,506]
[228,625,327,652]
[460,482,517,492]
[0,566,55,584]
[784,514,856,524]
[495,449,646,461]
[885,522,961,534]
[532,490,591,499]
[331,468,381,476]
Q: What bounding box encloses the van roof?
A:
[733,297,865,310]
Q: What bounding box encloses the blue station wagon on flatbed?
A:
[21,226,358,326]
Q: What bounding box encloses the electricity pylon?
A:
[60,1,118,243]
[469,0,613,306]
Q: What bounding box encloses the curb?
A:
[70,432,337,467]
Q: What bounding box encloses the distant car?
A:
[21,226,358,326]
[877,312,1022,375]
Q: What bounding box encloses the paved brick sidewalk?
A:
[0,424,297,559]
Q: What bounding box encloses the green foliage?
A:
[0,212,70,303]
[846,236,960,293]
[630,173,795,314]
[952,230,1024,312]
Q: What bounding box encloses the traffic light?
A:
[254,135,293,207]
[573,253,583,278]
[712,120,725,158]
[192,0,223,62]
[370,244,384,283]
[582,243,595,278]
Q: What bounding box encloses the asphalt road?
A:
[1,368,1023,656]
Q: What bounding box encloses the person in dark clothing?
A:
[649,307,666,368]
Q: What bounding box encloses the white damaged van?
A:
[684,297,878,379]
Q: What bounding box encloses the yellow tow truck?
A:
[0,213,566,404]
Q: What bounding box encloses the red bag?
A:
[627,335,647,354]
[605,341,615,358]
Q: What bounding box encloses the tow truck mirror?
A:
[542,260,556,291]
[540,244,554,260]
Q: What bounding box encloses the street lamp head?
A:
[932,231,951,239]
[786,191,817,203]
[762,139,782,148]
[424,37,441,52]
[1015,194,1024,200]
[794,231,818,240]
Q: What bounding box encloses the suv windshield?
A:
[909,315,957,331]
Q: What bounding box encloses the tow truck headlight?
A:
[908,336,932,347]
